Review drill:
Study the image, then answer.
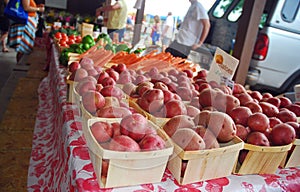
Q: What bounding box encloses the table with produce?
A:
[27,27,300,191]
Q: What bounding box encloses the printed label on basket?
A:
[206,47,239,84]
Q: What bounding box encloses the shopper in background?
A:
[0,0,9,52]
[96,0,128,42]
[161,12,174,51]
[165,0,210,59]
[8,0,45,64]
[151,15,161,45]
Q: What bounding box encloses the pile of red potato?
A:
[68,56,300,163]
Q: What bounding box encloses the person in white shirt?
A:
[165,0,210,58]
[161,12,174,51]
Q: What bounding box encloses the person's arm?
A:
[22,0,45,13]
[192,19,210,50]
[96,1,121,16]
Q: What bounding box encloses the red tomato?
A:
[68,34,76,40]
[67,39,75,45]
[61,32,68,39]
[54,32,62,39]
[59,39,67,45]
[75,36,82,43]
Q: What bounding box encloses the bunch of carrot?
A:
[110,50,198,73]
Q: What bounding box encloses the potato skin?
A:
[172,128,206,151]
[163,115,195,137]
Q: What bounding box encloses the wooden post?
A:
[233,0,267,85]
[132,0,146,46]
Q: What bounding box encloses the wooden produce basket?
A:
[168,136,244,185]
[128,98,170,127]
[235,142,293,175]
[82,117,174,188]
[283,139,300,168]
[66,78,76,102]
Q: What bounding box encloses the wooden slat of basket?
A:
[237,142,293,174]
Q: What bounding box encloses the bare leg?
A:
[1,32,9,52]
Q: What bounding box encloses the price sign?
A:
[206,47,239,85]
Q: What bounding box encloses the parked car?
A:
[194,0,300,96]
[246,0,300,95]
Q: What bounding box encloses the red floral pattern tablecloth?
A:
[27,42,300,192]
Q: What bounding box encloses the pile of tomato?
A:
[54,32,82,47]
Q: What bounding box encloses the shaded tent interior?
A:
[40,0,268,86]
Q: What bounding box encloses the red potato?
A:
[116,71,133,84]
[96,71,110,84]
[198,87,217,107]
[70,68,89,82]
[194,110,211,127]
[68,61,80,73]
[176,86,193,101]
[246,131,270,146]
[214,92,240,113]
[172,128,206,151]
[122,82,137,96]
[259,101,279,117]
[229,106,252,127]
[285,104,300,116]
[262,92,273,100]
[206,111,237,143]
[270,123,296,146]
[247,112,270,133]
[244,101,263,113]
[108,135,141,152]
[80,57,94,71]
[269,117,283,128]
[195,125,219,149]
[249,90,263,101]
[276,110,297,123]
[163,115,195,137]
[135,81,154,96]
[75,80,96,96]
[235,92,254,106]
[133,74,149,85]
[162,99,187,118]
[153,81,169,91]
[114,63,127,74]
[81,90,105,114]
[120,113,149,142]
[233,83,247,95]
[279,97,293,108]
[139,134,166,151]
[186,105,201,117]
[96,106,132,118]
[101,76,116,87]
[266,97,281,108]
[235,124,251,141]
[107,69,120,82]
[90,121,113,143]
[286,122,300,138]
[137,88,164,114]
[100,85,124,101]
[111,122,121,138]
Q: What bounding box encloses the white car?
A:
[246,0,300,95]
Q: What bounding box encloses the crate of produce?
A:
[168,136,244,185]
[235,142,293,175]
[282,139,300,168]
[82,116,174,188]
